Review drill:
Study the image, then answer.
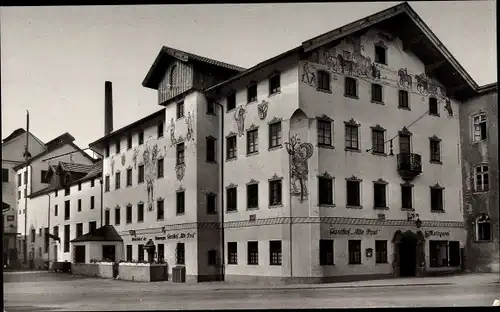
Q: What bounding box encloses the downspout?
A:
[214,101,225,281]
[47,194,51,269]
[288,126,293,278]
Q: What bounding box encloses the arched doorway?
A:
[392,230,426,277]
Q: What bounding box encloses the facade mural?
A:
[185,111,194,141]
[169,118,177,147]
[132,148,139,169]
[234,105,247,137]
[284,134,314,203]
[121,153,126,166]
[257,100,269,120]
[110,157,115,175]
[175,163,186,181]
[142,140,161,211]
[301,61,316,87]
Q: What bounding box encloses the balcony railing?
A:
[397,153,422,181]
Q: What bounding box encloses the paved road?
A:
[4,273,499,310]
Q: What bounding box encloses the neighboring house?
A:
[12,132,96,265]
[460,83,498,273]
[2,128,46,267]
[26,160,102,268]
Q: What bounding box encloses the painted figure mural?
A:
[398,68,413,90]
[301,61,316,86]
[132,148,139,169]
[185,111,194,141]
[110,157,115,175]
[258,100,269,120]
[234,105,247,137]
[142,141,160,211]
[121,153,126,166]
[285,134,314,203]
[175,163,186,181]
[169,118,176,147]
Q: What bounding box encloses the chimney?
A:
[104,81,113,136]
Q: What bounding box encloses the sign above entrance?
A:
[330,228,379,236]
[132,236,147,242]
[424,230,450,238]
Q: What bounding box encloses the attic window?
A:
[429,98,439,116]
[374,45,387,65]
[41,170,49,184]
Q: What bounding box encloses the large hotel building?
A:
[12,2,497,281]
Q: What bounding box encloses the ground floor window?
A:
[74,245,85,263]
[157,244,164,262]
[375,240,388,263]
[348,240,361,264]
[176,243,185,265]
[102,245,116,262]
[138,244,144,262]
[429,240,448,267]
[319,239,334,265]
[126,245,132,262]
[247,241,258,265]
[228,242,237,265]
[269,241,282,266]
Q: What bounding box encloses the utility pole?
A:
[23,110,30,265]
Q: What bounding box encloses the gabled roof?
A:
[70,225,123,243]
[207,2,487,101]
[74,160,102,183]
[142,46,246,89]
[59,162,94,174]
[45,132,75,150]
[2,128,46,148]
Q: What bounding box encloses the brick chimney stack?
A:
[104,81,113,136]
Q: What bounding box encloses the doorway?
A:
[102,245,116,262]
[399,232,417,277]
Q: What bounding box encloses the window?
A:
[157,159,164,178]
[78,182,82,191]
[318,177,333,205]
[64,200,70,220]
[76,223,83,238]
[317,120,332,146]
[247,84,257,103]
[346,180,361,207]
[77,199,82,212]
[41,170,49,183]
[176,191,185,215]
[227,187,237,212]
[137,203,144,222]
[74,245,85,263]
[226,136,237,159]
[430,138,441,163]
[105,145,110,157]
[269,180,282,206]
[317,70,330,91]
[177,101,184,119]
[31,228,36,242]
[53,226,59,239]
[374,45,387,64]
[126,245,133,262]
[64,187,70,196]
[138,165,145,183]
[207,99,216,115]
[90,179,95,187]
[475,165,489,192]
[247,129,258,154]
[398,90,409,108]
[247,183,259,209]
[373,182,387,208]
[375,240,387,263]
[115,207,121,225]
[157,122,164,138]
[157,244,164,261]
[371,84,383,102]
[319,239,334,265]
[473,114,487,141]
[449,241,461,267]
[126,205,132,224]
[126,168,132,186]
[115,172,121,190]
[127,134,132,149]
[24,171,28,185]
[18,191,21,200]
[227,242,237,264]
[345,77,357,97]
[89,221,97,233]
[103,245,116,262]
[247,241,258,265]
[176,143,185,165]
[430,187,444,211]
[227,93,236,111]
[269,122,282,148]
[477,214,491,241]
[105,176,110,192]
[105,209,110,226]
[17,173,21,186]
[269,74,281,95]
[348,240,361,264]
[206,137,216,162]
[116,140,121,154]
[54,204,58,216]
[208,250,217,266]
[64,225,70,252]
[269,241,282,266]
[429,98,439,116]
[401,184,413,209]
[138,244,144,262]
[429,241,448,267]
[55,190,58,197]
[345,125,359,150]
[138,131,144,145]
[399,134,411,154]
[176,243,185,265]
[2,168,8,183]
[157,199,164,220]
[206,193,217,214]
[371,129,385,154]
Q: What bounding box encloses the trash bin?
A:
[172,266,186,283]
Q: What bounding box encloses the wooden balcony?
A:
[397,153,422,181]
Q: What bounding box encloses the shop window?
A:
[375,240,387,263]
[429,240,448,267]
[74,246,85,263]
[476,214,491,241]
[228,242,238,265]
[346,180,361,206]
[373,181,387,208]
[226,187,237,212]
[247,241,259,265]
[137,203,144,222]
[348,240,361,265]
[247,183,259,209]
[269,180,282,206]
[475,165,489,192]
[317,70,331,91]
[208,249,217,266]
[226,135,237,160]
[317,120,332,147]
[269,240,282,266]
[319,239,334,265]
[126,245,132,262]
[449,241,461,267]
[157,244,164,261]
[157,199,164,220]
[138,244,144,262]
[247,129,259,154]
[318,177,334,205]
[176,243,185,265]
[472,114,487,141]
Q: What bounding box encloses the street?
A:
[4,272,500,310]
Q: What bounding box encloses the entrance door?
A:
[399,233,417,277]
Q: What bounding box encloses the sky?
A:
[1,2,497,155]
